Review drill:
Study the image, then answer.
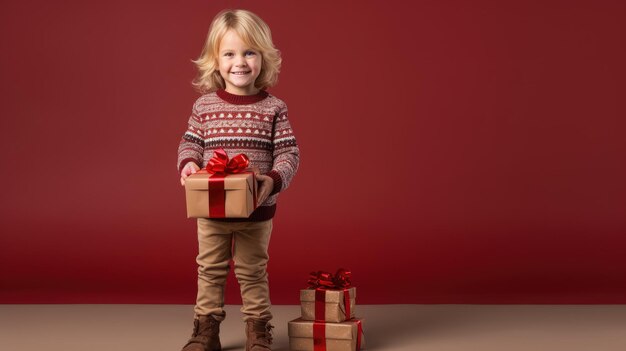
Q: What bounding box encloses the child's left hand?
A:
[256,174,274,205]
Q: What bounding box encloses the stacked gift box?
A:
[288,269,365,351]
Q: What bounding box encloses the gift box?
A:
[288,317,365,351]
[184,149,258,219]
[185,169,257,218]
[301,287,356,323]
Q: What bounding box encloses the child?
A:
[177,9,299,351]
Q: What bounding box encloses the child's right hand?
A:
[180,162,200,186]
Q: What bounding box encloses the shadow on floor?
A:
[361,305,483,349]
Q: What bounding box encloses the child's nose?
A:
[235,55,247,66]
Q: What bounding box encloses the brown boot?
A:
[181,315,222,351]
[245,318,274,351]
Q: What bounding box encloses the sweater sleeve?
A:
[177,104,205,174]
[267,103,300,195]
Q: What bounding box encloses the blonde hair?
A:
[191,9,282,94]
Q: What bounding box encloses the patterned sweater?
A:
[177,88,300,221]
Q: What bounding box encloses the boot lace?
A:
[260,323,274,344]
[251,320,274,346]
[196,317,219,337]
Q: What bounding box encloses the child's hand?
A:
[180,162,200,186]
[256,174,274,205]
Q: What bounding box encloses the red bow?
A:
[206,148,249,174]
[204,148,255,218]
[307,268,352,290]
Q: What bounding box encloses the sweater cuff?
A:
[267,170,283,196]
[179,158,200,174]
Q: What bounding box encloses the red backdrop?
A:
[1,0,625,304]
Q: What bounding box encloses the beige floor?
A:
[1,304,626,350]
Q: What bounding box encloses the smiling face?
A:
[217,30,263,95]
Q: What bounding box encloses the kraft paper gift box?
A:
[288,317,365,351]
[300,287,356,323]
[184,169,257,218]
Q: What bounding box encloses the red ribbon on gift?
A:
[355,319,363,350]
[205,148,257,217]
[313,321,325,351]
[307,269,352,290]
[308,269,353,322]
[313,319,363,351]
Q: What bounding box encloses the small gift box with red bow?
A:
[289,269,365,351]
[301,269,356,323]
[184,149,257,218]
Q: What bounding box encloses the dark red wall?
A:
[1,0,625,304]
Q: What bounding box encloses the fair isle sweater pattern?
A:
[177,89,300,221]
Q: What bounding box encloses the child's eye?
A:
[245,51,256,56]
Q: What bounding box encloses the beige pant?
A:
[194,218,273,322]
